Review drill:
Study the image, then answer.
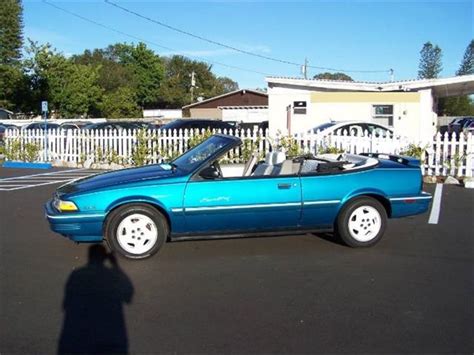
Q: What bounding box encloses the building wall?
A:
[188,108,222,119]
[268,85,436,143]
[143,109,182,119]
[221,108,268,123]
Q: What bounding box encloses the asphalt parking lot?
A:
[0,167,473,353]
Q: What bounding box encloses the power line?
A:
[104,0,392,74]
[42,0,274,77]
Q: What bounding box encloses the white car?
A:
[307,121,394,137]
[463,121,474,135]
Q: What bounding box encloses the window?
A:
[372,105,393,126]
[293,101,307,115]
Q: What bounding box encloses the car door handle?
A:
[278,183,292,189]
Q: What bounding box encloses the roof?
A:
[266,75,474,97]
[218,105,268,110]
[182,89,268,109]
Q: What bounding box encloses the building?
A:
[143,109,182,120]
[182,89,268,123]
[266,75,474,142]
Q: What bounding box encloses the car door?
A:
[299,172,344,229]
[182,175,302,234]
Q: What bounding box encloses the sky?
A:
[22,0,474,89]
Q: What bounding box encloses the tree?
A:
[158,55,237,108]
[104,43,164,109]
[438,40,474,116]
[456,39,473,76]
[0,0,23,65]
[100,87,142,118]
[418,42,442,79]
[313,72,353,81]
[0,0,24,109]
[72,48,136,93]
[216,77,239,93]
[25,41,102,117]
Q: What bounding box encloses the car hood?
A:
[58,164,183,195]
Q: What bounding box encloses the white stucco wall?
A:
[221,108,268,123]
[267,84,435,143]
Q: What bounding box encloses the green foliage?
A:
[187,128,213,149]
[216,76,239,92]
[438,96,474,116]
[118,42,164,108]
[437,40,474,116]
[0,0,23,65]
[100,87,142,118]
[313,72,353,81]
[400,143,427,160]
[4,138,40,162]
[0,0,24,109]
[418,42,442,79]
[318,146,345,154]
[158,55,236,108]
[456,40,473,76]
[241,137,263,162]
[25,41,102,117]
[131,128,152,166]
[277,134,300,158]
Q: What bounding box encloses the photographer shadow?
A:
[58,245,134,354]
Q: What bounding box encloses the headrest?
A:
[265,151,287,165]
[272,151,286,164]
[264,152,273,164]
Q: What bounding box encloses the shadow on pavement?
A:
[58,245,134,354]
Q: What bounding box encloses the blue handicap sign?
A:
[41,101,48,113]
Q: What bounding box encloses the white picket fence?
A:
[4,128,474,177]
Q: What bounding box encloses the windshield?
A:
[312,122,336,133]
[172,135,233,172]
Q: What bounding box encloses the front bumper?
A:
[45,199,104,242]
[389,191,432,218]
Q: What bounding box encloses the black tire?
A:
[104,203,168,259]
[336,197,387,247]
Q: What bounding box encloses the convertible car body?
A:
[45,134,432,259]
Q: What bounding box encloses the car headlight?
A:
[54,198,78,212]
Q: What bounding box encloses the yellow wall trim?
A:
[311,92,420,103]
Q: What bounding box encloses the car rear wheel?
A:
[105,204,168,259]
[336,197,387,247]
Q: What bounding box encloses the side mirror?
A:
[199,166,219,179]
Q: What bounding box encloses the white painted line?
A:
[0,184,25,190]
[0,185,35,191]
[428,183,443,224]
[1,180,72,191]
[0,168,89,181]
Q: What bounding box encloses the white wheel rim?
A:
[116,213,158,255]
[348,205,382,242]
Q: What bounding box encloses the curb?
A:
[3,161,53,169]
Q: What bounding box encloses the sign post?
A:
[41,101,48,161]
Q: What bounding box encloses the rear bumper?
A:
[389,191,432,218]
[44,199,104,242]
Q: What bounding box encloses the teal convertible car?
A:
[45,134,432,259]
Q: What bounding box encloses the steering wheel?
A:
[212,161,223,178]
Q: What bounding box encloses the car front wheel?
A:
[105,203,168,259]
[336,197,387,247]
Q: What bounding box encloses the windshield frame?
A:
[171,134,241,174]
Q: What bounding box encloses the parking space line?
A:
[428,183,443,224]
[0,168,89,181]
[0,168,102,191]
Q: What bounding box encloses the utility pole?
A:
[389,68,394,82]
[190,71,196,102]
[301,58,308,79]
